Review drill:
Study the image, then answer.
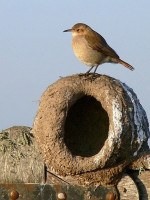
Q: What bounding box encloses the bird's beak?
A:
[63,29,72,32]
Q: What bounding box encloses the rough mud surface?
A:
[0,126,44,183]
[33,74,149,185]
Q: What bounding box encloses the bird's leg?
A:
[85,66,94,75]
[93,65,99,75]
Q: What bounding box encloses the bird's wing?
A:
[85,31,119,59]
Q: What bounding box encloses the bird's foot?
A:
[85,72,91,76]
[78,72,99,81]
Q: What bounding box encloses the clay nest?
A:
[33,74,149,186]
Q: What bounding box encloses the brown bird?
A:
[64,23,134,74]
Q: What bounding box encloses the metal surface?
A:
[0,184,117,200]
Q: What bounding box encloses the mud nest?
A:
[33,74,149,185]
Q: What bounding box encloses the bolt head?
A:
[106,191,116,200]
[57,192,67,200]
[9,189,19,200]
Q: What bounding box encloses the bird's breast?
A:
[72,36,104,66]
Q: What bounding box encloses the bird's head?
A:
[63,23,91,36]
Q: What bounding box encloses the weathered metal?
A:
[8,189,19,200]
[106,191,116,200]
[0,183,118,200]
[0,170,150,199]
[57,192,67,200]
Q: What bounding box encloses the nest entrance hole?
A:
[64,95,109,157]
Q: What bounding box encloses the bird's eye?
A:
[77,29,80,32]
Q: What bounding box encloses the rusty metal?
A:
[9,189,19,200]
[106,191,116,200]
[0,184,117,200]
[57,192,66,200]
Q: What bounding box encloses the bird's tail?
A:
[116,58,134,71]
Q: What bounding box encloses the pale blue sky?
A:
[0,1,150,141]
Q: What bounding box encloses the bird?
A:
[63,23,134,74]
